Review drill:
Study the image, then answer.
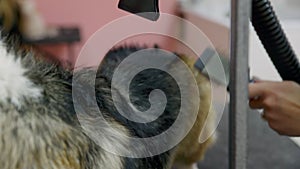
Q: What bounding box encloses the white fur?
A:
[0,42,42,106]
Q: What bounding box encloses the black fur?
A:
[0,34,187,168]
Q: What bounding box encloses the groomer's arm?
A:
[249,80,300,136]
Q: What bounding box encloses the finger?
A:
[261,111,268,121]
[249,99,264,109]
[249,83,266,99]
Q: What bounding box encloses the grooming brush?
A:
[194,48,230,87]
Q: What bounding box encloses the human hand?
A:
[249,80,300,136]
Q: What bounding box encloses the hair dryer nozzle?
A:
[118,0,160,21]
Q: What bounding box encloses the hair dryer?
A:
[118,0,300,84]
[118,0,160,21]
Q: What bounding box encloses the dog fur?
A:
[0,35,214,169]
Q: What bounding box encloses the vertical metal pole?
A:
[229,0,251,168]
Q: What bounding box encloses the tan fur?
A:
[0,0,57,39]
[173,55,215,166]
[16,0,57,39]
[0,0,19,32]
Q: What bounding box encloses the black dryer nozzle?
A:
[118,0,160,21]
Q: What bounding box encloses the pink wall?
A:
[35,0,179,66]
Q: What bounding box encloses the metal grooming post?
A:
[229,0,251,168]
